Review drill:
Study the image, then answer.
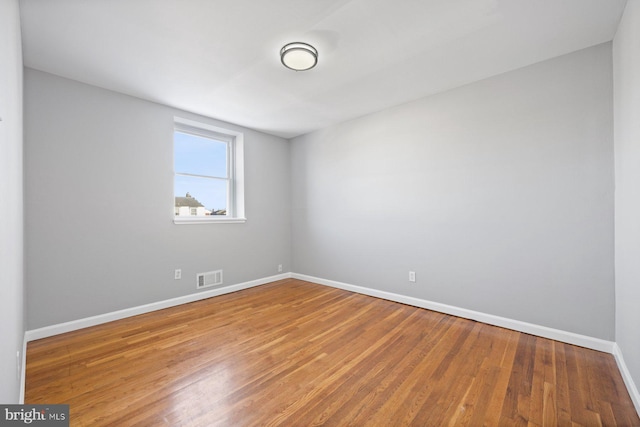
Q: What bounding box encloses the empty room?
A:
[2,0,640,425]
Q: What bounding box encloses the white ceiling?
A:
[19,0,627,139]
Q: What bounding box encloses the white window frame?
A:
[173,117,245,224]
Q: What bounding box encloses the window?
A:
[173,117,245,224]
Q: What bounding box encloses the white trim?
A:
[22,271,638,416]
[173,116,245,222]
[25,273,292,342]
[28,272,612,351]
[19,335,26,404]
[173,117,243,139]
[292,273,615,354]
[613,343,640,415]
[173,216,247,224]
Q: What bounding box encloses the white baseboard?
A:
[24,271,638,418]
[613,343,640,415]
[25,273,292,343]
[26,272,614,353]
[292,273,615,354]
[19,335,26,404]
[294,272,640,417]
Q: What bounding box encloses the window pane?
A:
[174,131,228,178]
[174,175,228,216]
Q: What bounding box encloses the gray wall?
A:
[0,0,25,403]
[24,69,291,329]
[291,43,615,340]
[614,0,640,398]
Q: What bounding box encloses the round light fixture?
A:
[280,42,318,71]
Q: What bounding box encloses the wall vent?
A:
[196,270,223,289]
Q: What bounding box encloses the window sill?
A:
[173,216,247,225]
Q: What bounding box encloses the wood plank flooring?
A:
[26,279,640,426]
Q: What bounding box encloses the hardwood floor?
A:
[26,279,639,426]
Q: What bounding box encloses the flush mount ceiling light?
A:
[280,42,318,71]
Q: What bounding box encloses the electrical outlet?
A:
[175,269,182,280]
[278,264,283,273]
[409,271,416,282]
